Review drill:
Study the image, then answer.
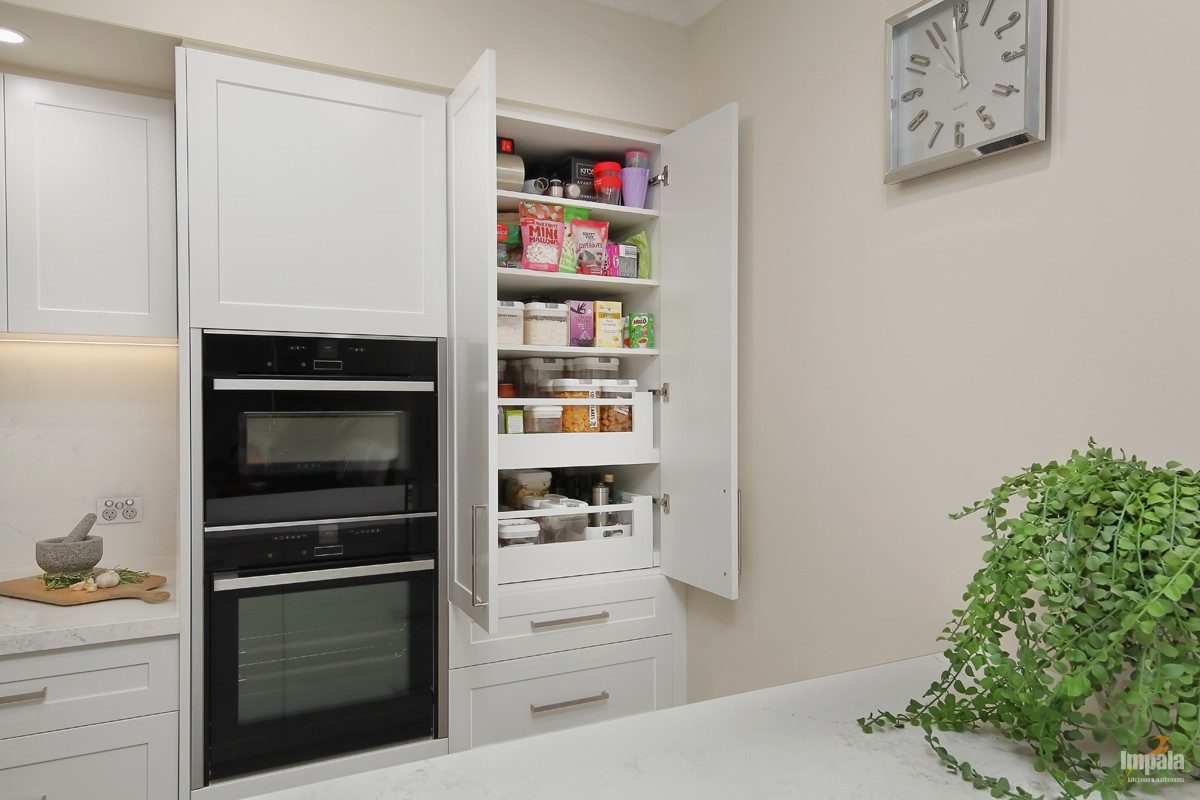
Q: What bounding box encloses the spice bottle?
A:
[590,479,609,526]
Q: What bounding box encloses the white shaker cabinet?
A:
[182,49,447,337]
[4,75,176,337]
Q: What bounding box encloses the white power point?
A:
[96,496,143,525]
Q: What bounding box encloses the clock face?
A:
[886,0,1046,183]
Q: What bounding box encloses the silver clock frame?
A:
[884,0,1049,184]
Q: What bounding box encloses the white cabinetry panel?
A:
[5,75,175,337]
[185,49,446,336]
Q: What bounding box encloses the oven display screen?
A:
[242,411,406,472]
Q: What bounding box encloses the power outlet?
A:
[96,496,143,524]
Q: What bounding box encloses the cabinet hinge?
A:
[649,164,669,187]
[660,493,671,515]
[653,382,670,403]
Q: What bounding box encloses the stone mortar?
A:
[35,535,104,574]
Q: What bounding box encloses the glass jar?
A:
[551,379,602,433]
[498,519,540,547]
[516,357,565,397]
[498,301,524,345]
[566,356,619,381]
[598,378,638,432]
[523,405,563,433]
[523,302,568,346]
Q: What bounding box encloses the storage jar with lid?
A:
[504,469,553,507]
[598,378,638,432]
[566,356,619,381]
[551,379,602,433]
[592,161,622,204]
[523,302,568,346]
[498,301,524,345]
[516,357,565,397]
[537,498,589,543]
[523,405,563,433]
[498,519,540,547]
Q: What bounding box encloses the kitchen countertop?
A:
[248,653,1193,800]
[0,559,179,656]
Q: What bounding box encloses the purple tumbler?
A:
[621,167,650,209]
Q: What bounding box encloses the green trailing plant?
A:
[40,567,148,590]
[859,442,1200,800]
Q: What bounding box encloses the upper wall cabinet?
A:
[5,76,176,337]
[182,49,447,337]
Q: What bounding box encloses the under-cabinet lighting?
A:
[0,333,178,347]
[0,27,29,45]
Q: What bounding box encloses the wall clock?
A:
[885,0,1048,184]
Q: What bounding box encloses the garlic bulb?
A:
[70,579,88,591]
[94,570,120,589]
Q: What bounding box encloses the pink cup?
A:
[621,167,649,209]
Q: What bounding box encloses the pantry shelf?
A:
[497,189,659,230]
[498,344,658,359]
[496,268,659,297]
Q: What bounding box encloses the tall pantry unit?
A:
[446,51,740,750]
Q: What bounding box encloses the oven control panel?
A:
[203,332,438,379]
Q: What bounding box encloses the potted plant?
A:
[860,442,1199,799]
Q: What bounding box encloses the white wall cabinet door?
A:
[5,75,175,337]
[0,711,177,799]
[184,49,447,337]
[659,103,740,600]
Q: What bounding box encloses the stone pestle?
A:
[64,513,97,543]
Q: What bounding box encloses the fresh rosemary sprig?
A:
[40,567,149,590]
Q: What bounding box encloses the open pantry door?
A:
[658,103,740,600]
[447,51,498,632]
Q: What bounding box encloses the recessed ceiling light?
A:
[0,27,29,45]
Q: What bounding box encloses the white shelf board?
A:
[497,189,659,229]
[498,344,658,359]
[497,268,658,297]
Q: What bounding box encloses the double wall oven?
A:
[198,331,443,785]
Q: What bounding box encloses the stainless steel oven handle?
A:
[212,560,434,592]
[212,378,435,392]
[205,511,436,533]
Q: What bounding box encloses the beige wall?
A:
[6,0,688,129]
[684,0,1200,701]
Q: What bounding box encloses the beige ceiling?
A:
[582,0,725,27]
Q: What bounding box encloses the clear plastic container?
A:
[498,301,524,345]
[523,302,568,346]
[593,161,622,205]
[516,357,565,397]
[523,405,563,433]
[504,469,552,507]
[566,356,619,381]
[538,498,589,543]
[598,378,638,432]
[498,519,540,547]
[551,379,602,433]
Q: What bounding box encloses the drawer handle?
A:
[530,690,610,716]
[530,611,610,631]
[0,686,47,706]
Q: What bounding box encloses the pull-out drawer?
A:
[448,635,672,752]
[0,711,177,798]
[0,637,178,740]
[449,572,682,667]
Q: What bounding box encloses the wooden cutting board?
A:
[0,572,170,605]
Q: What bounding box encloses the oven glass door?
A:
[204,378,438,526]
[206,561,436,781]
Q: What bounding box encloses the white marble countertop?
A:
[250,653,1193,800]
[0,558,179,656]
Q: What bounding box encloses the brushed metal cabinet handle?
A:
[471,504,488,607]
[530,690,610,715]
[0,686,47,706]
[530,611,610,631]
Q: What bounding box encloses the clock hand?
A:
[952,3,968,88]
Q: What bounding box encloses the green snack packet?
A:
[558,206,591,273]
[625,230,651,279]
[627,312,654,348]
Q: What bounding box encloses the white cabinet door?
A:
[659,103,740,600]
[447,51,498,633]
[5,75,175,337]
[0,711,177,799]
[184,49,446,337]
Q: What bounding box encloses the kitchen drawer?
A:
[0,637,178,740]
[0,711,177,799]
[448,635,672,752]
[449,572,682,667]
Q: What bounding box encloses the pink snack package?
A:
[604,243,621,277]
[520,217,565,272]
[567,300,594,347]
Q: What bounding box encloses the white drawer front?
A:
[0,637,177,740]
[449,636,672,751]
[0,711,177,799]
[450,572,681,667]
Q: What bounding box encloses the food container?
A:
[551,378,602,433]
[503,407,524,434]
[567,356,619,380]
[585,523,631,541]
[496,152,525,191]
[516,357,565,397]
[523,302,568,346]
[498,301,524,345]
[599,378,638,432]
[504,469,552,507]
[624,150,651,169]
[523,405,563,433]
[498,383,517,399]
[592,161,622,204]
[498,519,540,547]
[537,498,589,543]
[568,300,594,347]
[594,300,623,349]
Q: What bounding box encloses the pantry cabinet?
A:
[4,75,176,337]
[447,50,740,634]
[182,49,447,337]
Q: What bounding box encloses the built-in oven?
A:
[202,332,439,527]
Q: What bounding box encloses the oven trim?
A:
[212,559,435,591]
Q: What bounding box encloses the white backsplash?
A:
[0,340,178,572]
